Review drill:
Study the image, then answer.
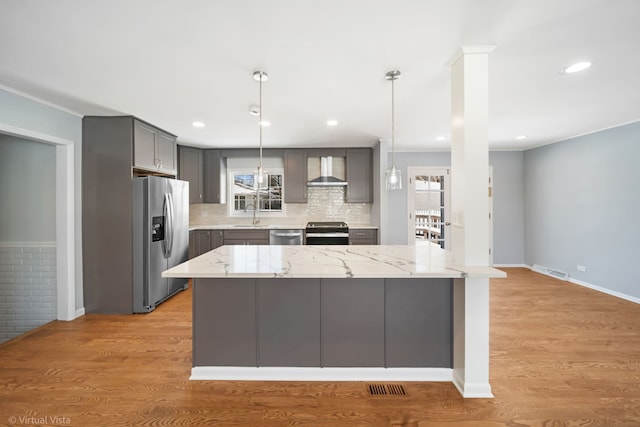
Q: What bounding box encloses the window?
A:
[229,169,283,216]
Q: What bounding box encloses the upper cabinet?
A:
[177,146,373,205]
[203,149,222,203]
[178,146,204,204]
[346,148,373,203]
[133,119,177,175]
[284,150,308,203]
[178,147,223,204]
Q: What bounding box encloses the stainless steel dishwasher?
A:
[269,229,304,245]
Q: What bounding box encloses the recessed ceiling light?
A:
[516,135,527,140]
[326,119,338,126]
[192,121,205,128]
[435,136,446,141]
[561,61,592,74]
[259,120,271,127]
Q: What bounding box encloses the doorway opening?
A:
[0,121,77,335]
[0,135,56,343]
[407,167,450,248]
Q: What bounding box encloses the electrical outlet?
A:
[577,265,586,272]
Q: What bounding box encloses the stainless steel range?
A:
[305,221,349,245]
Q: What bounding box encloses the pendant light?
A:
[253,70,268,186]
[385,70,402,190]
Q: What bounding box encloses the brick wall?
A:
[0,244,57,343]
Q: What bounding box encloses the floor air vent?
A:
[532,264,569,281]
[368,384,407,396]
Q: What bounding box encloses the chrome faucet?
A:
[244,194,260,225]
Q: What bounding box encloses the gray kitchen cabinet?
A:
[189,229,224,259]
[133,119,177,175]
[82,116,177,314]
[223,229,269,245]
[349,228,378,245]
[191,230,212,258]
[385,278,452,367]
[193,278,257,366]
[321,278,385,367]
[284,150,308,203]
[346,148,373,203]
[203,149,222,203]
[257,279,321,366]
[178,146,204,204]
[212,230,224,249]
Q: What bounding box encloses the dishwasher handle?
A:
[270,232,303,237]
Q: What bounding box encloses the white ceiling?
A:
[1,0,638,151]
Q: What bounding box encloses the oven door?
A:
[305,232,349,245]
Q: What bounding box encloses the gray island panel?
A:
[321,278,385,367]
[257,279,321,366]
[193,278,256,366]
[385,278,452,367]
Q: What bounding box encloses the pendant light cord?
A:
[259,74,263,175]
[391,75,395,168]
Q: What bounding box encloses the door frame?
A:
[407,167,451,248]
[0,123,77,321]
[407,166,494,264]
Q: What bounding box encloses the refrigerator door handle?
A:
[162,193,168,258]
[165,193,174,259]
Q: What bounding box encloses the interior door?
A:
[407,167,450,249]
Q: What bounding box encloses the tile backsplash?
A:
[190,187,371,226]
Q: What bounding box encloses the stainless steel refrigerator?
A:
[132,176,189,313]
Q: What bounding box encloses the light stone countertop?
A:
[162,244,506,279]
[189,224,379,230]
[189,224,305,231]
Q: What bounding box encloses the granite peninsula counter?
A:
[163,244,506,398]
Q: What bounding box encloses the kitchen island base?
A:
[193,277,453,369]
[163,244,505,398]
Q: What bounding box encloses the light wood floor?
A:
[1,268,639,426]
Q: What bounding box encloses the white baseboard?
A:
[452,371,494,398]
[191,367,453,382]
[59,307,84,321]
[524,265,639,305]
[569,278,640,305]
[492,264,529,268]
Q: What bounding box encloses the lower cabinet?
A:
[223,229,269,245]
[188,230,224,259]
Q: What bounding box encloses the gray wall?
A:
[385,151,525,266]
[491,151,525,265]
[0,135,56,241]
[524,121,640,299]
[0,88,83,310]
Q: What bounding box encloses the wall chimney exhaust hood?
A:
[307,156,348,187]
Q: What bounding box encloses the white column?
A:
[448,46,495,398]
